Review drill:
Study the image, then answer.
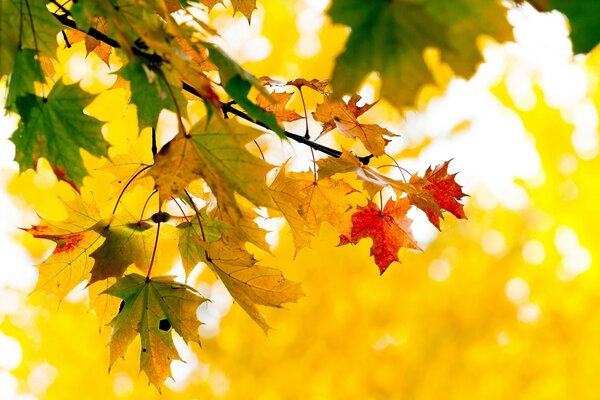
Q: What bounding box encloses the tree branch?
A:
[51,11,373,164]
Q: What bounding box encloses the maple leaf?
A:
[256,91,303,125]
[10,82,109,186]
[313,95,394,156]
[268,167,314,252]
[317,148,414,199]
[199,241,304,332]
[231,0,257,21]
[65,19,112,66]
[119,61,188,130]
[104,273,208,389]
[0,0,61,77]
[409,160,467,230]
[281,171,357,238]
[204,43,284,137]
[328,0,513,107]
[89,219,159,284]
[5,50,44,111]
[340,198,419,274]
[149,118,274,217]
[177,210,225,276]
[23,192,104,299]
[261,77,330,94]
[177,198,271,276]
[536,0,600,53]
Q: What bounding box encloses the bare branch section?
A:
[51,12,373,164]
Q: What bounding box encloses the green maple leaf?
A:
[104,273,208,389]
[5,49,44,110]
[328,0,513,108]
[549,0,600,53]
[10,81,108,186]
[204,43,284,137]
[119,61,188,130]
[149,117,274,216]
[0,0,61,77]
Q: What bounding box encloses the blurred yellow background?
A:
[1,1,600,399]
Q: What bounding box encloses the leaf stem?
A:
[146,201,161,282]
[111,164,152,216]
[297,87,310,139]
[184,189,210,262]
[139,189,157,221]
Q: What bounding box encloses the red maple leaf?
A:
[339,198,419,274]
[409,160,467,230]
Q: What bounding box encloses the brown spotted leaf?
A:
[104,273,207,389]
[149,118,274,217]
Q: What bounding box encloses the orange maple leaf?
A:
[340,198,419,274]
[312,95,394,156]
[65,19,112,66]
[409,160,467,230]
[256,91,303,125]
[260,77,330,94]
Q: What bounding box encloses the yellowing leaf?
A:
[23,191,104,299]
[201,241,303,332]
[261,76,330,95]
[256,91,303,125]
[149,118,274,217]
[317,148,413,199]
[89,219,158,284]
[288,171,356,235]
[269,167,313,252]
[230,0,257,22]
[104,273,207,389]
[313,95,394,156]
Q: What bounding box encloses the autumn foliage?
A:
[1,0,598,394]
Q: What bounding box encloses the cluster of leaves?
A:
[1,0,596,390]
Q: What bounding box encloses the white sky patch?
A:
[196,281,234,339]
[165,336,201,392]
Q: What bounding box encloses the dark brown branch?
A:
[51,11,374,165]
